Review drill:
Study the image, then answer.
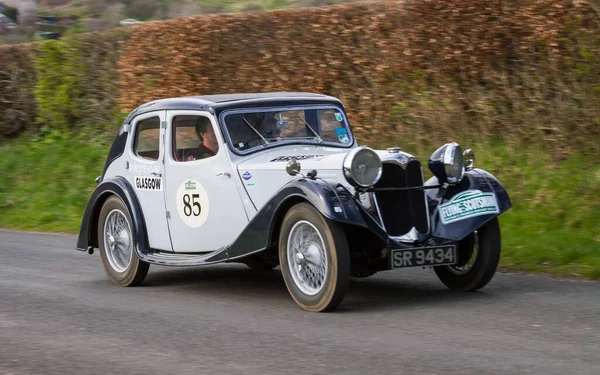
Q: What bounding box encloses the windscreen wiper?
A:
[296,114,323,143]
[242,117,269,146]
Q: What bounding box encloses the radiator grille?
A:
[373,160,428,236]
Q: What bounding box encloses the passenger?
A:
[184,117,218,161]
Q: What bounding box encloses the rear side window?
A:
[133,117,160,160]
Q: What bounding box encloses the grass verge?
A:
[0,131,108,233]
[1,133,599,279]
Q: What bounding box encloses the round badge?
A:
[176,179,209,228]
[335,113,343,122]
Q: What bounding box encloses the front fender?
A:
[224,177,387,259]
[75,176,148,252]
[276,177,387,237]
[425,168,512,241]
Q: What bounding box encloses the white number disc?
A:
[176,179,209,228]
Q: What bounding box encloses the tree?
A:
[2,6,18,22]
[120,0,161,21]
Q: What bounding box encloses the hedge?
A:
[1,0,599,154]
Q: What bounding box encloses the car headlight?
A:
[428,142,465,184]
[343,146,382,188]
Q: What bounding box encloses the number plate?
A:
[390,245,457,269]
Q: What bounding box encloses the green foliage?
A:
[3,6,18,22]
[1,0,599,281]
[0,132,108,233]
[33,39,84,131]
[123,0,161,20]
[1,134,598,279]
[28,28,131,136]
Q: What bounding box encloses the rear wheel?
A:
[97,195,149,287]
[434,217,501,291]
[279,202,350,312]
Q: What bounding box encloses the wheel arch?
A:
[89,191,116,249]
[267,195,310,250]
[425,167,511,241]
[76,177,149,253]
[267,196,384,252]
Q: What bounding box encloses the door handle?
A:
[216,172,231,178]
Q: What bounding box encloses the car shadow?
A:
[140,264,506,313]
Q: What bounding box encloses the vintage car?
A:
[76,92,511,312]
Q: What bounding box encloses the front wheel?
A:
[97,195,149,287]
[279,202,350,312]
[434,217,501,291]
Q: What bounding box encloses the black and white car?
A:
[77,92,512,312]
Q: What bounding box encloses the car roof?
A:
[123,92,344,123]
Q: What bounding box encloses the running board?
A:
[137,247,229,267]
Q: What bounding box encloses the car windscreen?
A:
[222,107,353,152]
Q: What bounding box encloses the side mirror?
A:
[286,158,301,176]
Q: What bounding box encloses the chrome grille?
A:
[373,159,429,236]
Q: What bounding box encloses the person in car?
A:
[184,117,218,161]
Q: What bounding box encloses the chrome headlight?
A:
[343,146,382,188]
[428,142,465,184]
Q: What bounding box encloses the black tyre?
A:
[278,202,350,312]
[97,195,149,287]
[434,217,501,291]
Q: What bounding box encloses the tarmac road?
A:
[1,229,599,375]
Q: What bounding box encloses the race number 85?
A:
[177,179,209,228]
[183,193,201,216]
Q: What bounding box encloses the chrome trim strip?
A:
[138,248,227,267]
[371,192,387,232]
[420,163,431,235]
[138,246,270,267]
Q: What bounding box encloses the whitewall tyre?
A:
[97,195,149,287]
[278,202,350,312]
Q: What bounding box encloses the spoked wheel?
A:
[279,202,350,312]
[97,196,149,287]
[434,217,501,291]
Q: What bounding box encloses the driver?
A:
[184,117,218,161]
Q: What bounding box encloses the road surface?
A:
[1,229,598,375]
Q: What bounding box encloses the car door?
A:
[164,110,249,253]
[126,110,173,251]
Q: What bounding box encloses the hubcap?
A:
[103,209,133,273]
[448,230,479,275]
[286,220,328,296]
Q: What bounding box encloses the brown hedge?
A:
[0,44,37,137]
[118,0,598,149]
[1,0,598,151]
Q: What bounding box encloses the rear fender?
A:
[76,176,148,252]
[425,168,512,241]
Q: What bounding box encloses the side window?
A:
[133,117,160,160]
[172,115,219,162]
